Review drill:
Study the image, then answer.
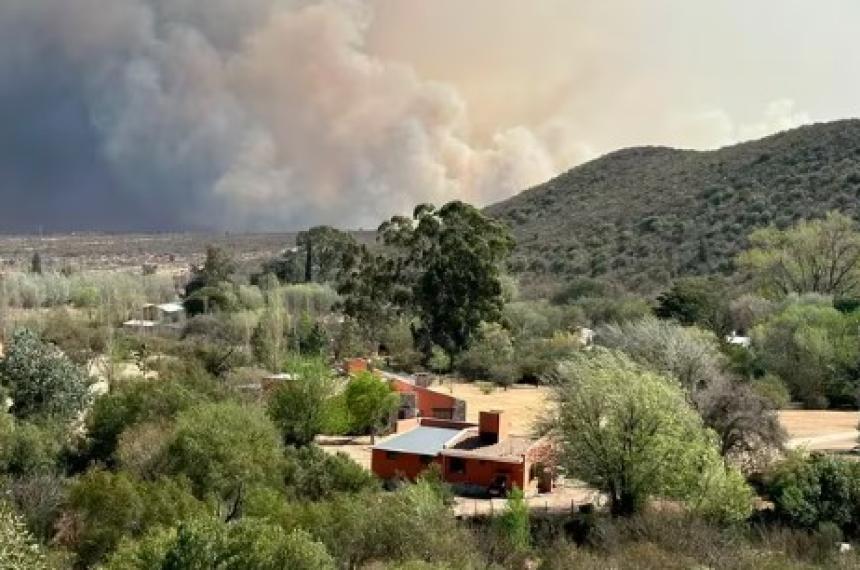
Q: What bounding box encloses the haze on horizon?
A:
[1,0,858,232]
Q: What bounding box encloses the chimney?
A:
[479,410,509,444]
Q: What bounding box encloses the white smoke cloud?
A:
[0,0,821,230]
[670,99,811,150]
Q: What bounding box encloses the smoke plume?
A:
[0,0,834,231]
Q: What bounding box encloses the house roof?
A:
[157,302,185,313]
[374,426,463,456]
[442,428,536,462]
[123,320,158,327]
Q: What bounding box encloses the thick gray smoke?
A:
[0,0,565,231]
[0,0,824,232]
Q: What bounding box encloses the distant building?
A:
[343,358,370,376]
[726,331,751,348]
[260,373,295,395]
[123,302,186,334]
[372,410,555,496]
[384,372,467,422]
[579,327,595,347]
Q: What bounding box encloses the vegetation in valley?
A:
[5,189,860,568]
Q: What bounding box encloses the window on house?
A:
[449,457,466,474]
[386,451,400,460]
[432,408,453,420]
[420,455,434,465]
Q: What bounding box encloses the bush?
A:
[0,329,91,421]
[752,374,792,409]
[103,517,335,570]
[165,402,284,500]
[62,470,206,567]
[0,501,49,570]
[766,453,860,535]
[0,270,176,312]
[320,393,352,436]
[455,322,516,386]
[82,376,207,466]
[283,445,377,501]
[0,420,63,476]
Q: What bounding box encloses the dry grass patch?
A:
[429,380,552,435]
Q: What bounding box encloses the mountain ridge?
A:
[486,119,860,292]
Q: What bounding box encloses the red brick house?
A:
[387,374,466,422]
[371,410,554,495]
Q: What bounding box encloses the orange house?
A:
[387,375,466,421]
[371,410,554,495]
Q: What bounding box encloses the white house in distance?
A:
[725,331,751,348]
[123,302,186,334]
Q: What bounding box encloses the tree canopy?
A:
[339,201,513,357]
[544,349,752,521]
[739,211,860,298]
[0,328,90,421]
[343,372,398,444]
[260,226,358,285]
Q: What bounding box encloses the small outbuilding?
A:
[123,302,186,335]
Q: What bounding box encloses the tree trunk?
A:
[610,490,639,517]
[304,239,313,283]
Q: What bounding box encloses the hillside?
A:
[486,119,860,292]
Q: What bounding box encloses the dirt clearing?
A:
[427,381,552,435]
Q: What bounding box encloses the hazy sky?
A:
[0,0,858,231]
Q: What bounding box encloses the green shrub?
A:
[0,328,91,421]
[165,402,284,500]
[766,452,860,534]
[103,517,335,570]
[752,374,792,408]
[283,445,377,501]
[0,502,49,570]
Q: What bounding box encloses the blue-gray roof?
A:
[374,426,463,455]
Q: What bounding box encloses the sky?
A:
[0,0,858,232]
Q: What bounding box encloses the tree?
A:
[597,318,726,397]
[739,211,860,298]
[543,349,752,521]
[340,202,513,357]
[292,313,328,356]
[655,276,731,335]
[82,376,205,466]
[0,419,63,477]
[494,486,530,553]
[296,226,358,284]
[103,517,335,570]
[62,470,205,567]
[332,318,368,361]
[184,246,237,315]
[597,318,784,466]
[0,502,48,570]
[30,252,42,275]
[344,372,398,444]
[695,379,785,471]
[766,452,860,533]
[0,329,90,421]
[752,298,860,408]
[427,345,451,374]
[252,289,288,371]
[267,358,335,447]
[165,402,284,500]
[260,226,357,285]
[454,322,516,386]
[282,445,377,501]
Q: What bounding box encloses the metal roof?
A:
[373,426,463,456]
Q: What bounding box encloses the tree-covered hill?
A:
[486,119,860,292]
